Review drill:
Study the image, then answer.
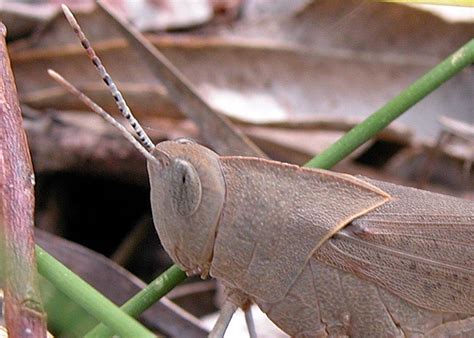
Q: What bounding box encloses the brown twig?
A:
[0,23,47,337]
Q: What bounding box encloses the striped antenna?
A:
[48,69,163,167]
[61,4,154,152]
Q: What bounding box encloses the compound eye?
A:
[171,159,202,217]
[175,137,196,145]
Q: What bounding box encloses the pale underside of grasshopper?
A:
[49,4,474,337]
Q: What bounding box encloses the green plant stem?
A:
[35,245,155,338]
[305,38,474,169]
[85,265,186,337]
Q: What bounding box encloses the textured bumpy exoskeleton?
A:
[50,5,474,337]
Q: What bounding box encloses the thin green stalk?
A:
[35,245,155,338]
[305,38,474,169]
[85,265,186,337]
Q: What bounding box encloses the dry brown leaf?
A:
[218,0,474,58]
[0,2,56,41]
[11,34,471,141]
[3,1,214,46]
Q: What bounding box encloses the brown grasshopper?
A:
[49,5,474,337]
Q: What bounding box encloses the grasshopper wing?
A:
[315,178,474,314]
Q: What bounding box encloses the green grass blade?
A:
[36,245,155,338]
[305,38,474,169]
[85,265,186,337]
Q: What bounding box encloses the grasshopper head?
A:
[147,139,225,278]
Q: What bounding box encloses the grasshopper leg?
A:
[245,306,257,338]
[209,300,238,338]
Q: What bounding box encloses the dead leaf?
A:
[218,0,474,58]
[11,34,472,140]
